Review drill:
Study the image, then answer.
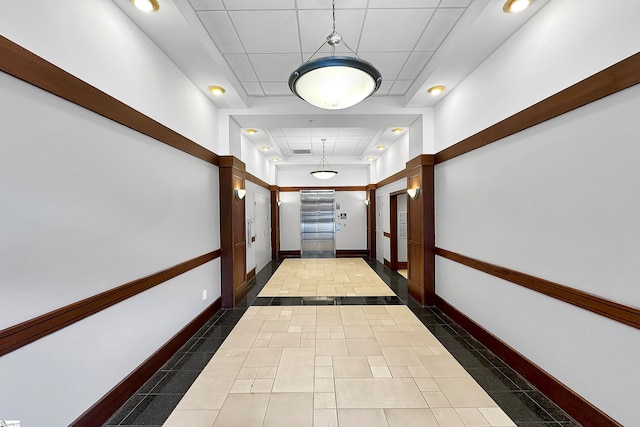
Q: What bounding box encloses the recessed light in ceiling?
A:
[366,156,376,161]
[377,145,386,150]
[271,157,280,162]
[208,86,226,95]
[131,0,159,12]
[261,146,270,151]
[246,129,257,134]
[503,0,531,13]
[392,128,403,134]
[427,85,445,96]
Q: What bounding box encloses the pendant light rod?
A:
[310,138,338,179]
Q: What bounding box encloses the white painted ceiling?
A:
[114,0,548,166]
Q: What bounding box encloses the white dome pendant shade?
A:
[290,57,381,110]
[310,139,338,180]
[289,0,382,110]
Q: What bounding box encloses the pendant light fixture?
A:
[289,0,382,110]
[310,139,338,180]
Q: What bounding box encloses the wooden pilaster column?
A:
[406,155,435,306]
[219,156,247,308]
[366,184,376,260]
[270,185,281,261]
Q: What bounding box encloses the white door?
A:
[254,194,271,271]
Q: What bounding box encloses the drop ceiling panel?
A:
[242,81,264,95]
[297,0,369,8]
[359,9,435,52]
[439,0,472,6]
[223,54,258,80]
[249,53,301,81]
[221,0,295,9]
[261,81,290,95]
[230,10,300,53]
[359,51,410,82]
[283,128,311,136]
[415,8,464,51]
[189,0,224,10]
[368,0,440,7]
[297,9,365,53]
[389,80,413,95]
[197,11,244,53]
[398,51,433,80]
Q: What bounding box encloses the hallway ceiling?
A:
[114,0,548,166]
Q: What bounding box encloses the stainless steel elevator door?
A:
[300,190,335,258]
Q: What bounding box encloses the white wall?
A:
[397,194,408,263]
[276,165,368,187]
[374,133,410,183]
[434,21,640,426]
[241,135,272,184]
[434,0,640,151]
[279,192,302,251]
[0,1,221,425]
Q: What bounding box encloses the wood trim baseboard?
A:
[335,250,369,258]
[384,258,391,269]
[0,35,219,165]
[435,52,640,163]
[435,248,640,330]
[279,250,301,258]
[397,262,407,269]
[247,268,256,281]
[383,231,392,238]
[435,295,622,427]
[70,297,223,427]
[0,250,221,357]
[279,186,366,192]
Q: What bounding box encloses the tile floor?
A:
[105,259,580,427]
[258,258,395,297]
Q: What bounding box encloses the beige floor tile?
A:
[291,315,317,326]
[343,325,374,338]
[315,366,334,379]
[314,392,337,409]
[162,409,219,427]
[415,377,440,392]
[455,408,491,426]
[366,355,387,366]
[263,392,313,427]
[422,391,452,408]
[221,332,258,348]
[314,409,338,427]
[251,378,274,393]
[370,365,392,378]
[374,331,410,347]
[332,356,373,378]
[273,348,315,392]
[335,378,427,408]
[257,366,277,378]
[212,393,270,427]
[389,365,412,377]
[381,346,422,365]
[384,408,440,427]
[315,356,333,366]
[402,330,441,347]
[229,379,254,393]
[346,338,382,356]
[478,408,517,426]
[431,407,466,427]
[338,409,388,427]
[243,347,283,367]
[316,339,348,356]
[420,355,470,377]
[435,377,498,407]
[268,331,301,348]
[314,378,335,393]
[408,365,430,378]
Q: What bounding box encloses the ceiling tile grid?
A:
[191,0,471,99]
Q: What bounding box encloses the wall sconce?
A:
[277,200,282,206]
[407,188,420,200]
[364,200,369,206]
[234,189,246,200]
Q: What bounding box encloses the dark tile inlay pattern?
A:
[104,258,579,426]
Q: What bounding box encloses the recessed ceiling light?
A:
[246,129,258,134]
[367,156,376,161]
[503,0,531,13]
[208,86,226,96]
[377,145,386,150]
[392,128,403,134]
[271,157,280,162]
[427,85,445,96]
[131,0,159,12]
[261,146,270,151]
